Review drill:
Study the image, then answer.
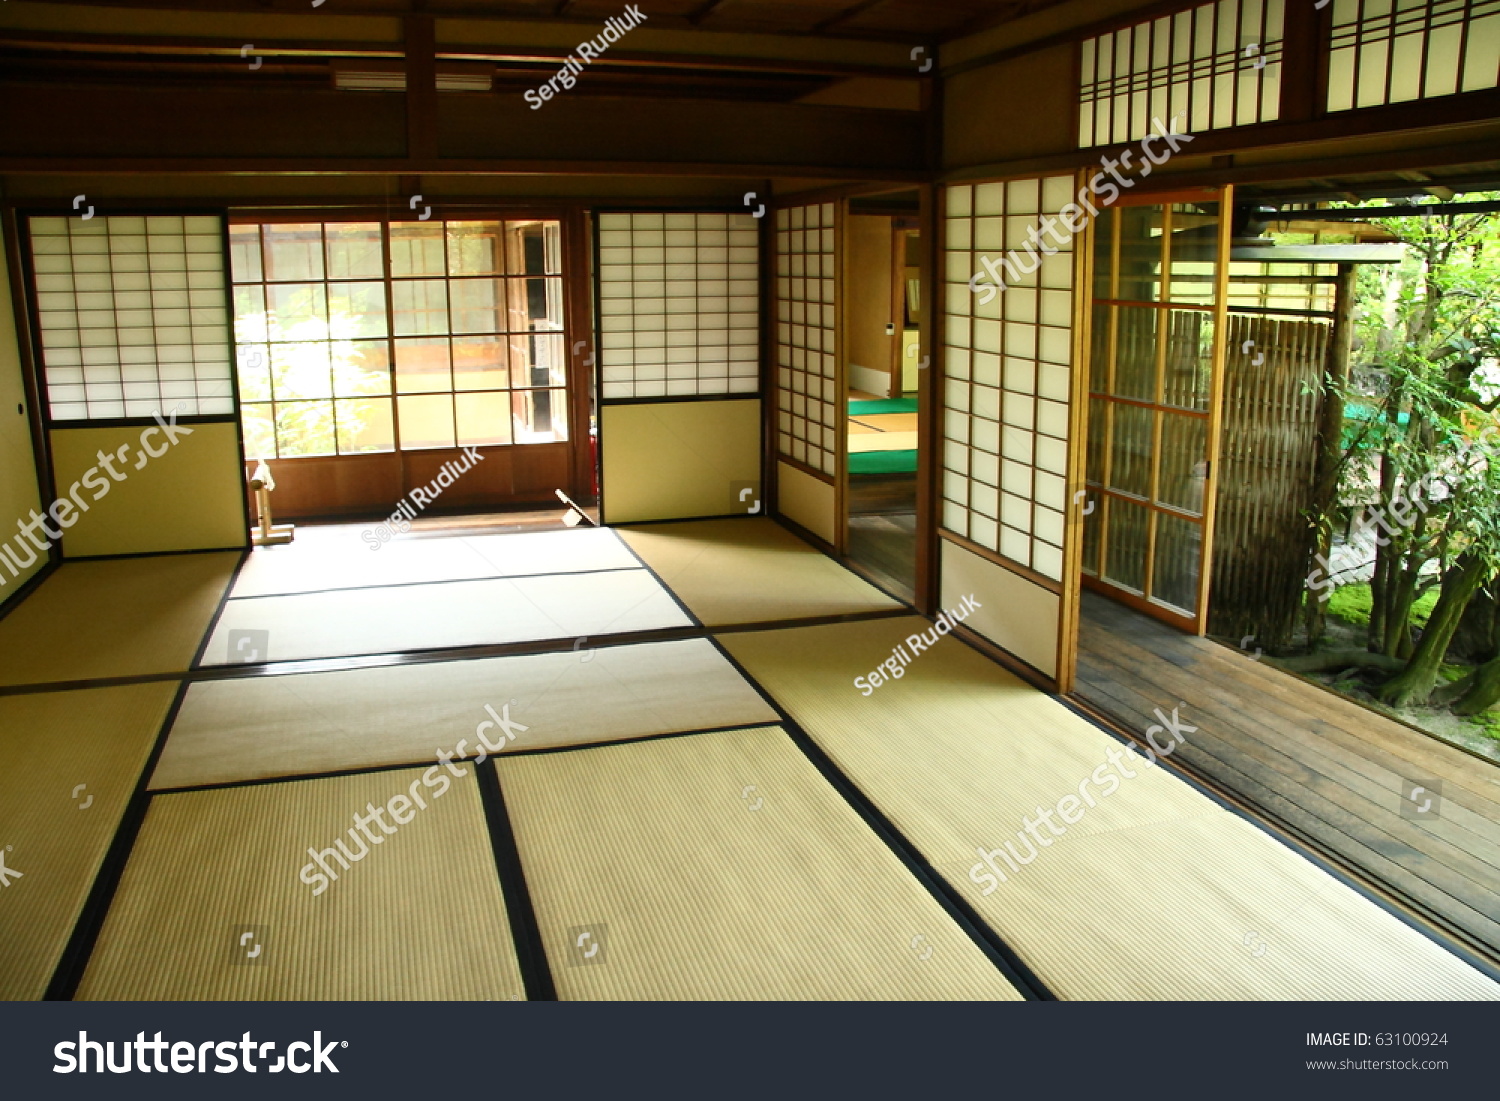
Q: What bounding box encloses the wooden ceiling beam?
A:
[0,31,916,78]
[686,0,731,27]
[12,0,1048,43]
[0,155,931,182]
[812,0,888,34]
[0,31,405,59]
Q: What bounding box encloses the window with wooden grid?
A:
[230,218,567,460]
[1326,0,1500,111]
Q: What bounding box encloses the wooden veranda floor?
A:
[1076,589,1500,966]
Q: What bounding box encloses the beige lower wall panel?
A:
[50,421,247,557]
[0,218,45,596]
[601,398,761,524]
[940,537,1059,679]
[776,460,836,546]
[849,363,890,398]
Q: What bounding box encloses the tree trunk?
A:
[1377,554,1491,707]
[1453,654,1500,715]
[1450,584,1500,664]
[1369,520,1391,651]
[1381,556,1420,659]
[1276,649,1406,675]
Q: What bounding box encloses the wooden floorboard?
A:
[1080,647,1500,911]
[1076,591,1500,963]
[1087,638,1500,865]
[1085,593,1500,807]
[1076,653,1500,955]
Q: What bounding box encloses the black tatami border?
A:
[148,721,789,798]
[475,760,559,1002]
[44,680,194,1001]
[702,633,1058,1002]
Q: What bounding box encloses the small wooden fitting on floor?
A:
[249,459,295,546]
[555,487,597,528]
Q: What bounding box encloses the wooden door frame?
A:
[1079,184,1232,636]
[221,206,596,518]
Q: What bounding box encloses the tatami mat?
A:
[497,725,1024,1001]
[153,639,778,790]
[0,682,178,1000]
[933,812,1500,1001]
[851,413,919,432]
[200,568,691,665]
[76,769,523,1000]
[848,431,919,453]
[0,552,239,688]
[721,618,1500,1000]
[230,526,638,599]
[618,518,901,626]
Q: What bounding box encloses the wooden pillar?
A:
[404,15,438,163]
[914,183,939,616]
[562,205,597,504]
[1306,262,1356,643]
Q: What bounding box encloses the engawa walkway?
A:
[1076,589,1500,966]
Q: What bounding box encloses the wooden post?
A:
[1306,263,1356,643]
[249,460,295,546]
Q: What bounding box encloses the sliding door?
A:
[595,210,761,523]
[938,176,1083,685]
[1082,188,1231,632]
[229,214,585,519]
[772,200,841,547]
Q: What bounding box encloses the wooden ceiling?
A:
[1238,163,1500,204]
[20,0,1075,43]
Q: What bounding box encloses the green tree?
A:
[1334,198,1500,707]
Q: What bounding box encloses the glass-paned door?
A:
[231,218,568,460]
[1082,187,1230,632]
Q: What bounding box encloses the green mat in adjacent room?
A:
[850,449,919,475]
[848,397,918,415]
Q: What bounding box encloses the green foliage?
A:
[1301,198,1500,712]
[1326,582,1438,628]
[1465,711,1500,743]
[1326,583,1373,626]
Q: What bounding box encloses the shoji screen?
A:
[1326,0,1500,110]
[21,212,246,557]
[595,211,763,523]
[773,202,838,478]
[939,176,1080,682]
[596,212,758,400]
[1078,0,1285,147]
[27,215,233,420]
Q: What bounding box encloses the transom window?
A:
[229,218,567,459]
